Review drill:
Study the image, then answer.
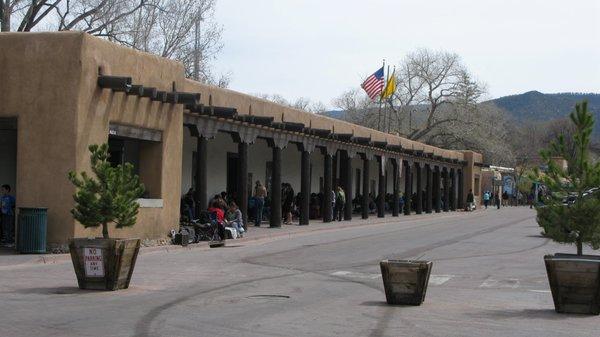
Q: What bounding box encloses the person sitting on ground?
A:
[216,196,228,212]
[226,201,245,237]
[208,200,226,224]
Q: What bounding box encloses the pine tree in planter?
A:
[68,144,145,290]
[534,101,600,314]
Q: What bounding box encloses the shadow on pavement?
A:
[472,308,593,320]
[13,287,95,295]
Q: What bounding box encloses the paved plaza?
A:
[1,208,599,336]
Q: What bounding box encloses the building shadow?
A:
[13,286,93,295]
[471,308,593,320]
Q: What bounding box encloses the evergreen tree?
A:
[535,101,600,255]
[68,144,145,239]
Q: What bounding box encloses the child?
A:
[226,202,245,237]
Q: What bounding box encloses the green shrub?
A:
[534,101,600,255]
[68,144,145,239]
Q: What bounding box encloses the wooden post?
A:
[434,166,441,213]
[343,152,353,221]
[194,135,207,215]
[270,147,282,228]
[404,161,412,215]
[415,163,423,215]
[392,159,400,217]
[323,152,333,223]
[426,164,433,214]
[450,168,457,211]
[458,169,464,210]
[377,156,385,218]
[362,156,370,219]
[237,142,248,226]
[443,168,450,212]
[300,150,311,225]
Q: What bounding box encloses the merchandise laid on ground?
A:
[0,31,483,250]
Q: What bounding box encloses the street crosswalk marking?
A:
[479,278,520,289]
[330,271,454,285]
[330,271,381,279]
[429,275,454,285]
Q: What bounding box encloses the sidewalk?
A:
[0,209,477,268]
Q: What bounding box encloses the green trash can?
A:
[17,207,47,254]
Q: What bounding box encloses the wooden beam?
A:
[97,75,131,92]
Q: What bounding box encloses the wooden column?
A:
[443,168,450,212]
[270,146,282,227]
[332,152,338,188]
[404,161,412,215]
[194,135,208,215]
[323,152,333,223]
[377,156,385,218]
[343,152,353,221]
[458,169,464,210]
[425,164,433,214]
[450,168,457,211]
[300,150,311,225]
[415,162,423,215]
[237,142,249,226]
[434,166,441,213]
[392,159,400,217]
[362,156,370,219]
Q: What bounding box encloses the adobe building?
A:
[0,32,483,248]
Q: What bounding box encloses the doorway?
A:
[0,118,17,247]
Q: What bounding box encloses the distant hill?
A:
[488,91,600,122]
[321,91,600,136]
[321,110,346,120]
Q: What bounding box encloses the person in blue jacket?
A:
[1,185,16,247]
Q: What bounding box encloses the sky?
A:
[212,0,600,108]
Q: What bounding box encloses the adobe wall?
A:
[73,33,185,240]
[0,32,84,244]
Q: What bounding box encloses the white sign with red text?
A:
[84,248,104,277]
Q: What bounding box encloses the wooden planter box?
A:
[380,259,432,305]
[69,238,141,291]
[545,253,600,315]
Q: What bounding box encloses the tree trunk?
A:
[102,222,109,239]
[577,239,583,256]
[1,2,10,32]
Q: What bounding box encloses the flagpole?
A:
[387,66,396,133]
[384,64,391,133]
[377,59,385,131]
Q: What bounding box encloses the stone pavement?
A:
[0,209,478,268]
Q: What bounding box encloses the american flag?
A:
[361,67,384,100]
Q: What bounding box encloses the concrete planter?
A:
[545,253,600,315]
[380,259,432,305]
[69,238,141,291]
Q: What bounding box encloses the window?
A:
[108,132,162,199]
[474,176,480,196]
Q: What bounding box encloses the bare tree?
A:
[1,0,146,33]
[258,93,328,114]
[0,0,227,86]
[333,49,516,164]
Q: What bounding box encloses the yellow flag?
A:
[381,71,396,99]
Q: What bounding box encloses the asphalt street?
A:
[1,207,599,336]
